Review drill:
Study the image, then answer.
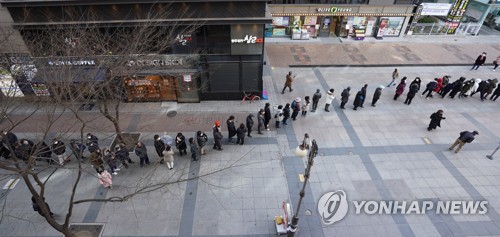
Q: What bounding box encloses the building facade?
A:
[0,0,271,102]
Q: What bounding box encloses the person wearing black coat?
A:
[264,103,272,130]
[360,84,368,108]
[311,89,322,112]
[340,87,351,109]
[115,144,133,169]
[449,77,465,99]
[153,134,166,163]
[490,85,500,101]
[428,110,446,131]
[478,79,491,101]
[196,131,208,155]
[69,139,86,160]
[282,103,291,125]
[471,52,487,70]
[34,142,52,164]
[1,130,18,148]
[32,196,54,218]
[86,133,99,153]
[246,114,254,137]
[353,90,363,110]
[440,81,455,98]
[213,122,223,150]
[422,79,437,99]
[257,109,265,134]
[371,86,383,107]
[236,123,247,145]
[134,142,150,167]
[51,138,67,165]
[404,83,419,105]
[227,116,237,143]
[175,133,187,156]
[449,131,478,153]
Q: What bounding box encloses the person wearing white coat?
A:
[163,145,175,170]
[468,78,482,97]
[324,89,335,112]
[275,105,284,128]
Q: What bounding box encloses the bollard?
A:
[486,142,500,160]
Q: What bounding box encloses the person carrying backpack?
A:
[449,130,478,153]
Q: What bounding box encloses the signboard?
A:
[446,0,470,34]
[183,74,192,82]
[421,3,452,16]
[317,7,353,13]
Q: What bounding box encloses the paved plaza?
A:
[1,35,500,237]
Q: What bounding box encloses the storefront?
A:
[268,5,414,39]
[0,54,39,97]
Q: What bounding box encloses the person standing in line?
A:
[51,138,67,165]
[421,78,438,99]
[264,103,272,130]
[393,77,407,100]
[163,145,175,170]
[360,84,368,108]
[291,97,301,120]
[69,139,86,160]
[340,87,351,109]
[490,84,500,101]
[301,96,310,116]
[175,133,187,156]
[153,134,165,164]
[471,52,487,70]
[387,68,399,87]
[469,78,482,97]
[32,196,54,218]
[281,71,295,94]
[493,56,499,71]
[353,90,363,110]
[483,79,498,99]
[102,148,118,175]
[226,116,237,144]
[189,138,199,161]
[213,120,223,150]
[449,77,466,99]
[196,131,208,155]
[371,86,383,107]
[236,123,247,145]
[404,83,419,105]
[311,89,322,112]
[427,110,446,131]
[134,141,150,167]
[432,77,443,98]
[90,148,105,173]
[479,79,491,101]
[438,76,450,96]
[275,105,283,128]
[97,168,113,189]
[257,109,265,135]
[282,103,291,125]
[324,89,335,112]
[440,79,456,98]
[246,114,254,137]
[449,131,478,153]
[86,133,99,152]
[458,79,475,98]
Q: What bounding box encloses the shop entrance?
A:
[124,75,178,102]
[319,17,332,37]
[330,17,343,37]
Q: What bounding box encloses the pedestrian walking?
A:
[189,138,199,161]
[134,142,150,167]
[246,114,254,137]
[90,148,105,173]
[371,86,383,107]
[102,148,118,175]
[153,134,166,164]
[275,105,283,128]
[51,138,67,165]
[404,83,419,105]
[213,120,223,150]
[393,77,407,100]
[484,79,497,99]
[353,90,363,110]
[340,87,351,109]
[471,52,487,70]
[427,110,446,131]
[236,123,247,145]
[281,71,295,94]
[257,109,265,135]
[449,77,466,99]
[301,96,310,116]
[360,84,368,108]
[324,89,335,112]
[291,97,301,120]
[493,56,499,71]
[97,168,113,189]
[449,131,478,153]
[227,116,237,143]
[264,103,271,130]
[387,68,399,87]
[32,196,54,218]
[196,131,208,154]
[311,89,322,112]
[163,145,175,170]
[282,104,291,125]
[490,85,500,101]
[175,133,187,156]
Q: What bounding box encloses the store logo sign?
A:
[317,190,348,225]
[176,34,193,46]
[317,7,352,13]
[231,35,263,44]
[126,59,183,67]
[48,60,96,66]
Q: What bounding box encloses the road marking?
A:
[423,137,432,144]
[299,174,305,182]
[3,179,19,190]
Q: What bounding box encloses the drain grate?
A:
[68,223,104,237]
[167,110,177,118]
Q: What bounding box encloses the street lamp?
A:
[288,134,318,237]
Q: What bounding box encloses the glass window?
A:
[241,63,260,91]
[208,63,239,92]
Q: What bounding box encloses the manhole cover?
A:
[167,111,177,118]
[305,209,312,216]
[68,223,104,237]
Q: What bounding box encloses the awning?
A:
[32,68,107,83]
